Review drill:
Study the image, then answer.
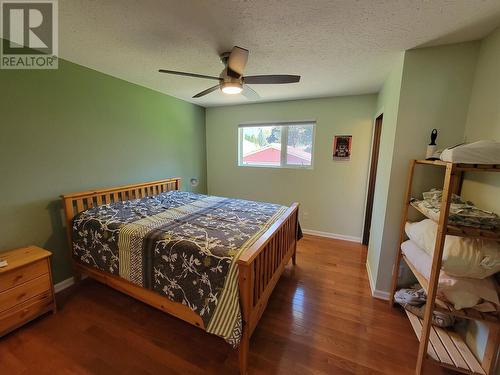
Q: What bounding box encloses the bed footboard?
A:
[237,203,299,374]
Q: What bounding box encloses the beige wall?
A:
[206,95,377,240]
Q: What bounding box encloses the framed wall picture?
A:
[333,135,352,161]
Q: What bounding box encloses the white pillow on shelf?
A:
[440,140,500,164]
[401,240,499,310]
[405,219,500,279]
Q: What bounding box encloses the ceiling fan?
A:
[158,46,300,99]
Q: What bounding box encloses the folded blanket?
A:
[411,188,500,230]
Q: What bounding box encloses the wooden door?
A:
[362,114,383,245]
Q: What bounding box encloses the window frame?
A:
[237,121,316,169]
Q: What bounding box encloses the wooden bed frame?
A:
[61,178,299,375]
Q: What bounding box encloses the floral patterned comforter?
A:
[72,191,288,346]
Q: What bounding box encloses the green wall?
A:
[458,27,500,366]
[462,26,500,214]
[367,42,479,294]
[206,95,377,240]
[366,54,404,295]
[0,58,206,283]
[368,33,500,368]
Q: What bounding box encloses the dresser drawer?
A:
[0,259,49,292]
[0,292,53,336]
[0,274,51,313]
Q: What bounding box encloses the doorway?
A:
[362,114,383,246]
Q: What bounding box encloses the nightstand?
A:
[0,246,56,336]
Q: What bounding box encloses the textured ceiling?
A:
[59,0,500,107]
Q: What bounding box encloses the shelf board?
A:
[401,255,500,324]
[409,201,500,241]
[415,159,500,172]
[415,159,450,167]
[404,309,486,375]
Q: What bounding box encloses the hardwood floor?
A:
[0,235,449,374]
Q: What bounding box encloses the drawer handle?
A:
[13,275,23,282]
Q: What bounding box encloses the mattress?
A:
[440,140,500,164]
[72,190,289,346]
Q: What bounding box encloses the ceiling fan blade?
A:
[227,46,249,78]
[159,69,222,81]
[192,84,220,98]
[243,75,300,84]
[241,85,260,100]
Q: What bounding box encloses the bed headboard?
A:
[61,177,181,245]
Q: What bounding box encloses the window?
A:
[238,121,315,168]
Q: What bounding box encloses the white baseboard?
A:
[366,261,375,293]
[301,228,361,243]
[365,261,390,301]
[373,289,390,300]
[54,276,75,293]
[53,274,87,293]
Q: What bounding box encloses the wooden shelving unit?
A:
[390,159,500,375]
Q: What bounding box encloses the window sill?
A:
[237,164,314,170]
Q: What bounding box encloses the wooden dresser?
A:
[0,246,56,337]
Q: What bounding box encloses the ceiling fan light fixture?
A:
[221,82,243,95]
[158,46,300,99]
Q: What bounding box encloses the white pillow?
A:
[440,140,500,164]
[401,240,499,310]
[405,219,500,279]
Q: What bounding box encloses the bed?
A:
[61,178,299,375]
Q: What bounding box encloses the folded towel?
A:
[394,285,456,328]
[394,286,427,306]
